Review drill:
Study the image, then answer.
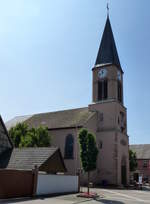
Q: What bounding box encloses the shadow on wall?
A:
[94,198,125,204]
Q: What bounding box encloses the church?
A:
[6,15,129,186]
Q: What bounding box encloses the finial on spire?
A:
[107,3,109,17]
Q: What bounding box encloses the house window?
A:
[143,160,148,168]
[98,80,108,101]
[118,81,122,103]
[64,134,74,159]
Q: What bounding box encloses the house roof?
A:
[130,144,150,159]
[95,16,122,72]
[6,107,95,130]
[0,147,66,172]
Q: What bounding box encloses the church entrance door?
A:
[121,156,127,185]
[121,165,127,185]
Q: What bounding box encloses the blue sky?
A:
[0,0,149,144]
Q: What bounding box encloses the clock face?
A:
[98,69,107,79]
[117,71,121,81]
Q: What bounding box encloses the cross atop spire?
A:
[107,3,109,17]
[95,16,122,72]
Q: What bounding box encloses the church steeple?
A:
[92,15,124,104]
[95,16,122,72]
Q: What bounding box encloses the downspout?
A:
[32,165,38,197]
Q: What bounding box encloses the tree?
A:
[78,129,98,194]
[9,123,51,148]
[129,149,138,172]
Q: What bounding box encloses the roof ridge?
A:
[33,107,88,116]
[130,144,150,146]
[9,114,32,119]
[7,107,88,121]
[14,147,57,150]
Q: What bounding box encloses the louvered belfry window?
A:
[64,134,74,159]
[98,80,108,101]
[118,81,122,103]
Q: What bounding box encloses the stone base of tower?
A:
[78,101,130,187]
[79,131,129,187]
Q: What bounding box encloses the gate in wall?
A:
[0,169,37,199]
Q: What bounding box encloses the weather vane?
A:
[107,3,109,17]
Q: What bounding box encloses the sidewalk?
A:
[0,197,34,203]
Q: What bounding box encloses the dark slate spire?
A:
[95,16,122,70]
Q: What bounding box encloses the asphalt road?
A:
[1,188,150,204]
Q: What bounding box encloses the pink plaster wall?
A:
[137,159,150,180]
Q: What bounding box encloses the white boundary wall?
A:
[36,174,79,195]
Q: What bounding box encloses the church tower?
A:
[89,14,129,185]
[92,16,123,104]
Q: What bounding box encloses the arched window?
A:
[64,134,74,159]
[98,80,108,101]
[118,81,122,103]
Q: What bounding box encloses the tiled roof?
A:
[6,107,95,130]
[6,147,58,170]
[130,144,150,159]
[0,147,65,170]
[6,115,32,130]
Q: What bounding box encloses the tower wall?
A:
[92,65,123,104]
[87,100,129,186]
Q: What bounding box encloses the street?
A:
[1,188,150,204]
